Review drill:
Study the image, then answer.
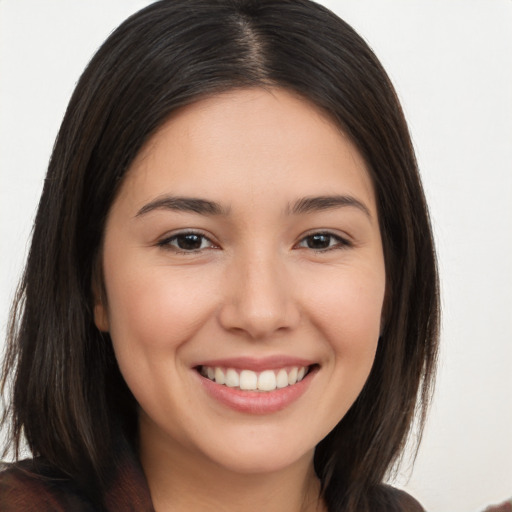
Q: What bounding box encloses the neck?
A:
[138,420,325,512]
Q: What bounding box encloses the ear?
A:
[92,275,109,332]
[94,301,109,332]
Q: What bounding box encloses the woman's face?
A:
[95,88,386,475]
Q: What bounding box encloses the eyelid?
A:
[294,230,353,251]
[157,230,218,253]
[155,229,352,254]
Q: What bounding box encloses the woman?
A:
[0,1,439,511]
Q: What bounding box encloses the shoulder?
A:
[381,485,425,512]
[0,459,97,512]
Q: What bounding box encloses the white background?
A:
[1,1,511,511]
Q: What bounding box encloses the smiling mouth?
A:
[196,365,315,392]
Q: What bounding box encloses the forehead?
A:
[118,87,376,216]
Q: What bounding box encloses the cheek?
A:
[102,262,222,422]
[290,265,385,439]
[103,261,219,353]
[304,265,385,360]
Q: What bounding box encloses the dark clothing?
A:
[0,437,154,512]
[0,441,423,511]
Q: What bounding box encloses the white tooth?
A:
[214,367,225,385]
[297,367,306,381]
[225,368,239,388]
[258,370,277,391]
[288,366,299,386]
[239,370,258,390]
[288,367,298,385]
[276,369,289,388]
[207,367,215,380]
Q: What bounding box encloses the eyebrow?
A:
[288,195,372,219]
[135,193,371,219]
[136,196,228,217]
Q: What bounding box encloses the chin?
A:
[196,430,318,476]
[211,448,313,476]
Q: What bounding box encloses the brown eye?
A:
[297,232,350,251]
[305,234,332,249]
[176,234,204,250]
[159,232,214,252]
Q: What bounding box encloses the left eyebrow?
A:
[287,195,372,219]
[135,195,229,217]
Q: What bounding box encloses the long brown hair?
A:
[1,1,439,510]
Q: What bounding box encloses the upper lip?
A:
[194,355,316,372]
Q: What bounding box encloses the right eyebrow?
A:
[287,194,372,220]
[135,195,229,218]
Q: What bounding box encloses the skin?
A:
[94,88,386,512]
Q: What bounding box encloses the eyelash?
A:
[295,232,352,252]
[157,231,351,254]
[157,231,217,254]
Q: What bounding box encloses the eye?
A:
[296,232,350,251]
[158,232,216,253]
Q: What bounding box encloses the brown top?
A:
[0,440,423,512]
[0,437,154,512]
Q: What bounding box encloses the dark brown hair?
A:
[1,1,439,510]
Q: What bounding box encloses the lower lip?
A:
[196,367,317,415]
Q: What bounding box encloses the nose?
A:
[218,249,301,340]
